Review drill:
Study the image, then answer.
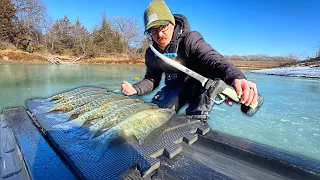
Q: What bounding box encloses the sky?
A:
[43,0,320,59]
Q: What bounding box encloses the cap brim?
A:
[145,20,170,32]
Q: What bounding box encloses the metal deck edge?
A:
[3,108,78,180]
[201,130,320,177]
[119,129,320,180]
[2,107,320,180]
[0,113,30,180]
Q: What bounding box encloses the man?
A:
[121,0,258,120]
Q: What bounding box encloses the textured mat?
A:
[26,99,210,180]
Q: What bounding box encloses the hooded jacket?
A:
[133,14,246,95]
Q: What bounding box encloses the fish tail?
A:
[73,137,108,162]
[52,117,82,131]
[65,110,75,120]
[71,124,98,140]
[47,96,59,101]
[48,106,57,112]
[170,105,177,114]
[78,125,99,139]
[54,99,62,103]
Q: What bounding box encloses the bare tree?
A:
[72,18,90,56]
[13,0,48,50]
[45,16,74,54]
[0,0,16,43]
[110,17,143,54]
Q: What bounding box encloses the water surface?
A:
[0,64,319,162]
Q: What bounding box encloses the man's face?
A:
[148,22,174,50]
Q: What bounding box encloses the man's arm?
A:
[184,31,246,85]
[184,31,258,105]
[131,48,163,96]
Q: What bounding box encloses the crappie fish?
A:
[64,94,130,119]
[48,94,106,112]
[54,90,110,105]
[73,107,174,162]
[52,99,143,130]
[73,103,159,139]
[48,87,107,101]
[54,90,108,104]
[48,87,93,101]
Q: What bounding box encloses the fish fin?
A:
[72,130,116,162]
[72,125,97,140]
[170,105,177,114]
[55,99,63,103]
[48,106,57,112]
[65,110,75,120]
[52,119,81,131]
[146,103,159,108]
[47,96,58,101]
[133,131,148,145]
[71,138,106,162]
[80,128,97,139]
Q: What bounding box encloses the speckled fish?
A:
[48,87,107,101]
[53,91,110,108]
[52,99,143,130]
[73,107,174,162]
[64,94,130,119]
[73,103,159,139]
[54,90,108,104]
[48,94,106,112]
[47,87,105,101]
[54,90,110,104]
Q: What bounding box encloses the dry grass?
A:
[0,50,48,64]
[78,57,144,65]
[1,50,299,69]
[231,60,296,70]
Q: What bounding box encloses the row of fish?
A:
[47,87,175,161]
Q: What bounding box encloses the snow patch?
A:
[252,66,320,78]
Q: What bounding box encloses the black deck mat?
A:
[26,99,210,180]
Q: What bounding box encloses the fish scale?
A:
[54,90,108,104]
[64,94,130,119]
[73,107,175,162]
[73,103,159,139]
[55,90,109,105]
[83,99,144,121]
[52,99,143,130]
[49,94,107,112]
[48,87,106,101]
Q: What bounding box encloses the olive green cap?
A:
[144,0,175,32]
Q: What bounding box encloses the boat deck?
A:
[1,107,319,180]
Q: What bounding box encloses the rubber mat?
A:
[26,98,210,180]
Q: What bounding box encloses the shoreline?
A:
[0,49,303,70]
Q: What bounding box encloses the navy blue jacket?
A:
[133,14,246,95]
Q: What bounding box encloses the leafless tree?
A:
[13,0,48,50]
[109,17,143,54]
[72,18,90,55]
[0,0,16,43]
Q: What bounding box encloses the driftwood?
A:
[72,55,86,63]
[46,57,61,64]
[41,54,86,65]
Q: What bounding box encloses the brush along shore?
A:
[1,50,304,70]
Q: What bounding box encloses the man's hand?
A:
[121,81,137,96]
[231,79,258,106]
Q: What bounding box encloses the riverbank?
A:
[0,50,146,65]
[0,50,296,69]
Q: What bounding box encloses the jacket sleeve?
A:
[132,48,163,95]
[184,31,246,85]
